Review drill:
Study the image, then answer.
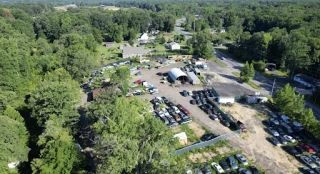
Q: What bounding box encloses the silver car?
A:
[309,155,320,165]
[227,156,238,170]
[235,154,248,165]
[268,127,279,136]
[301,156,317,168]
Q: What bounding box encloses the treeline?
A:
[0,4,178,174]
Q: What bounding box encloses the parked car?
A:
[276,127,285,135]
[209,114,219,121]
[201,133,215,141]
[270,136,281,146]
[277,136,287,144]
[268,127,279,136]
[301,144,315,153]
[219,159,230,171]
[309,154,320,165]
[221,120,230,127]
[283,135,296,143]
[227,156,238,170]
[235,154,248,165]
[161,116,169,124]
[191,99,196,105]
[182,90,188,97]
[203,163,212,174]
[300,156,317,168]
[194,168,203,174]
[161,96,169,103]
[172,106,180,114]
[283,146,300,156]
[238,168,252,174]
[269,118,279,125]
[211,162,224,174]
[249,166,260,174]
[302,167,316,174]
[314,167,320,174]
[295,146,306,154]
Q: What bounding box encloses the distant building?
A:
[66,4,77,9]
[139,33,149,41]
[168,42,180,50]
[122,47,151,58]
[105,42,114,47]
[294,73,315,88]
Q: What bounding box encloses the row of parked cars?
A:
[181,89,233,127]
[187,154,260,174]
[151,96,192,127]
[264,112,320,173]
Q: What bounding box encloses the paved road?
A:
[174,18,192,39]
[174,18,320,119]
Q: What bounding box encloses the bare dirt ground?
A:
[220,103,302,174]
[133,61,302,174]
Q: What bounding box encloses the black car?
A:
[161,96,169,103]
[276,127,286,135]
[182,90,188,97]
[229,172,237,174]
[249,166,260,174]
[167,102,174,107]
[219,159,230,171]
[295,146,306,154]
[206,104,213,109]
[283,146,300,156]
[291,134,303,141]
[277,136,287,144]
[190,99,196,105]
[201,133,215,141]
[221,120,230,127]
[203,163,212,174]
[156,72,163,76]
[207,109,213,115]
[196,99,202,105]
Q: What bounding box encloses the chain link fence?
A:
[174,130,241,156]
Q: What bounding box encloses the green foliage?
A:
[28,69,80,127]
[89,96,184,174]
[110,68,131,95]
[253,60,266,72]
[31,118,79,174]
[189,30,214,59]
[0,115,29,173]
[240,61,255,82]
[160,36,166,44]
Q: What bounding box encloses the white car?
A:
[310,155,320,165]
[235,154,248,165]
[301,156,317,168]
[188,91,193,96]
[283,135,295,143]
[172,106,180,114]
[157,111,164,117]
[211,162,224,173]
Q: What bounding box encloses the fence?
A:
[174,130,241,156]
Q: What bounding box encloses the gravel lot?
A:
[132,62,301,174]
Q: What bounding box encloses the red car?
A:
[300,143,315,153]
[177,104,190,116]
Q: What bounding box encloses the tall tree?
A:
[110,68,131,95]
[240,61,254,82]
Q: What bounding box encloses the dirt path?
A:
[221,103,302,174]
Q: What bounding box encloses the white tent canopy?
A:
[168,68,188,82]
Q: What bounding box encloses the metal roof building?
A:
[168,68,188,82]
[186,71,200,85]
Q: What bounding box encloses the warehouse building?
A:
[186,71,201,85]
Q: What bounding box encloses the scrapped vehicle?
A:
[283,146,300,157]
[211,162,224,174]
[283,135,296,143]
[309,154,320,165]
[235,154,248,165]
[249,166,260,174]
[268,127,279,136]
[219,159,230,171]
[201,133,215,141]
[227,156,238,170]
[270,136,281,146]
[300,156,317,168]
[238,168,252,174]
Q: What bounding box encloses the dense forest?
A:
[0,0,320,173]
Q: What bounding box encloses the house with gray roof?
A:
[122,47,151,58]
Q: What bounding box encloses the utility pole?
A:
[271,78,276,97]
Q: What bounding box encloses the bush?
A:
[253,60,266,72]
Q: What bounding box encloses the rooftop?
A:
[122,47,150,55]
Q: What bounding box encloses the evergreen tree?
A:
[240,61,254,82]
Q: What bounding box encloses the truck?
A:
[217,97,235,105]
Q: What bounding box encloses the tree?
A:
[240,61,254,82]
[160,37,166,44]
[189,31,214,58]
[31,117,79,174]
[273,84,305,117]
[110,68,131,95]
[89,96,184,174]
[0,115,29,173]
[28,69,80,127]
[253,60,266,72]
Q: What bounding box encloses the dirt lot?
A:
[133,62,301,174]
[220,103,302,174]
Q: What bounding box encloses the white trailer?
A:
[217,97,235,104]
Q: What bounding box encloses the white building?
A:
[139,33,149,41]
[168,42,180,50]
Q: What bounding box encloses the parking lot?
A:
[132,61,303,174]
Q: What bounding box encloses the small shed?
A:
[174,132,188,145]
[186,71,201,85]
[168,42,180,50]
